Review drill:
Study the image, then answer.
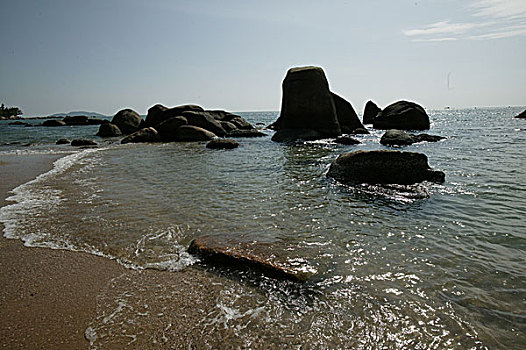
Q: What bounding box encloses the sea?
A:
[0,107,525,349]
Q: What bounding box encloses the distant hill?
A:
[48,111,108,118]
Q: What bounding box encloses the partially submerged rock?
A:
[111,109,143,134]
[272,66,341,142]
[206,139,239,149]
[373,101,430,130]
[56,138,70,145]
[334,135,361,145]
[514,109,526,119]
[71,139,98,147]
[332,92,366,134]
[173,125,217,142]
[96,122,122,137]
[63,115,89,125]
[327,150,445,185]
[42,119,66,127]
[188,237,311,282]
[380,129,445,146]
[363,100,381,124]
[121,127,160,144]
[227,129,267,138]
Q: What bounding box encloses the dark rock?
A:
[121,127,160,144]
[327,150,445,185]
[272,66,341,142]
[156,116,188,141]
[96,123,122,137]
[206,139,240,149]
[334,136,361,145]
[182,111,227,136]
[63,115,89,125]
[111,109,143,134]
[380,129,445,146]
[8,121,31,126]
[201,110,241,122]
[71,139,98,147]
[188,237,310,282]
[220,121,238,133]
[363,100,381,124]
[350,128,370,135]
[380,129,415,146]
[56,138,71,145]
[514,109,526,119]
[42,120,66,127]
[229,116,254,130]
[146,104,203,127]
[413,133,446,143]
[331,93,365,133]
[173,125,217,142]
[373,101,430,130]
[227,129,267,138]
[87,118,108,125]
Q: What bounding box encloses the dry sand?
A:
[0,154,126,349]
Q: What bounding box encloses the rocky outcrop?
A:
[515,109,526,119]
[71,139,98,147]
[96,123,122,137]
[182,111,227,137]
[155,116,188,141]
[173,125,217,142]
[380,129,445,146]
[363,100,381,124]
[206,139,239,149]
[63,115,89,125]
[188,237,310,282]
[327,150,445,185]
[121,127,160,144]
[373,101,430,130]
[42,120,66,127]
[272,66,341,142]
[111,109,143,134]
[332,93,366,134]
[145,104,203,127]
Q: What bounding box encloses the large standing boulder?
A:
[121,127,160,144]
[145,104,203,127]
[173,125,217,142]
[373,101,430,130]
[363,100,381,124]
[272,66,341,142]
[182,111,227,136]
[96,122,122,137]
[111,109,143,134]
[331,93,366,134]
[156,116,188,141]
[327,150,445,185]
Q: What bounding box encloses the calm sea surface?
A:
[1,107,525,349]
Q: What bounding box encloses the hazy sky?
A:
[1,0,525,116]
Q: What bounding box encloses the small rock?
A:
[56,138,71,145]
[96,123,122,137]
[8,121,31,126]
[334,136,361,145]
[206,139,240,149]
[71,139,98,147]
[227,129,267,138]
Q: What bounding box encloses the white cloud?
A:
[404,0,526,41]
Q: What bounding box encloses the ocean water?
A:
[0,108,525,349]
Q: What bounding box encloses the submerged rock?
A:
[373,101,430,130]
[111,109,143,134]
[206,139,239,149]
[380,129,445,146]
[272,66,341,142]
[71,139,98,147]
[121,127,160,144]
[363,100,381,124]
[96,122,122,137]
[327,150,445,185]
[188,237,310,282]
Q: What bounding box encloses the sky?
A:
[1,0,525,116]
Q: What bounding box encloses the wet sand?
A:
[0,154,126,349]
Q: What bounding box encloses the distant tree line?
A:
[0,103,23,117]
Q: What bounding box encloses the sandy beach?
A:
[0,154,126,349]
